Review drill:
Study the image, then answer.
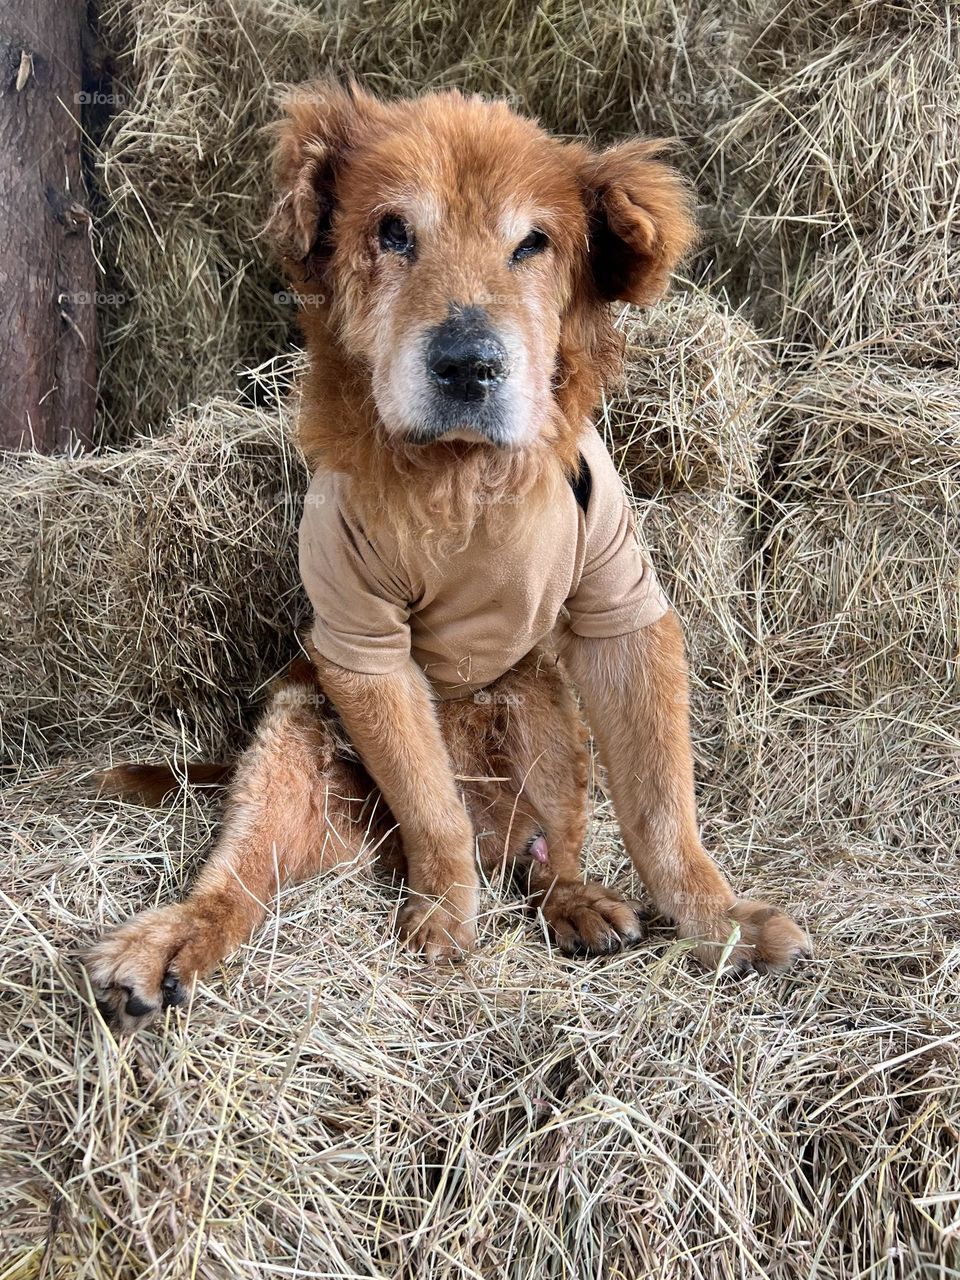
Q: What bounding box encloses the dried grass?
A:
[0,377,306,777]
[602,293,772,496]
[722,359,960,852]
[761,360,959,692]
[718,19,960,360]
[4,765,959,1277]
[635,489,754,793]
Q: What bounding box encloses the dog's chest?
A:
[409,484,585,698]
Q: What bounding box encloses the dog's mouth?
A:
[407,416,514,449]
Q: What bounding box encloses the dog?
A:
[86,82,810,1031]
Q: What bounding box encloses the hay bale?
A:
[775,359,960,499]
[602,293,772,496]
[775,230,960,368]
[720,360,960,848]
[94,0,324,437]
[761,497,958,695]
[636,490,751,675]
[718,22,960,360]
[765,361,960,690]
[724,685,959,851]
[0,394,306,775]
[632,488,754,792]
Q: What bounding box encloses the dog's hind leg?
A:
[85,670,394,1032]
[447,651,643,956]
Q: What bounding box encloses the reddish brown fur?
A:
[93,762,233,805]
[86,83,808,1032]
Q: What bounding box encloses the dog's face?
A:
[270,85,695,449]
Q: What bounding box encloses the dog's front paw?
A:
[85,904,219,1032]
[682,899,812,973]
[539,880,645,956]
[397,893,477,963]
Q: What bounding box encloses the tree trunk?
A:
[0,0,96,451]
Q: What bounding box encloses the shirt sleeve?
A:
[565,427,670,637]
[298,470,413,674]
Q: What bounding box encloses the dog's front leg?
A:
[562,611,811,971]
[314,655,479,961]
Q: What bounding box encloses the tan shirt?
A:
[299,425,668,699]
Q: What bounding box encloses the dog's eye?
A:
[511,229,548,263]
[378,215,414,256]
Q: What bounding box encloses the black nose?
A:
[427,314,508,403]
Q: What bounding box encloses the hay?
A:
[775,359,960,484]
[602,293,772,495]
[633,489,754,793]
[718,20,960,360]
[725,683,959,855]
[4,764,960,1277]
[730,497,960,850]
[720,360,960,852]
[0,386,305,777]
[94,0,324,437]
[764,359,960,675]
[760,497,958,696]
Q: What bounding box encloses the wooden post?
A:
[0,0,97,451]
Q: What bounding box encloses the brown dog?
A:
[87,83,810,1031]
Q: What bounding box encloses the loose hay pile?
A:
[5,770,960,1277]
[4,0,960,1275]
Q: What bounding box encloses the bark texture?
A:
[0,0,96,450]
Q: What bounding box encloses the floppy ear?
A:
[581,140,697,306]
[265,80,382,268]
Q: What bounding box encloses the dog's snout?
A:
[427,312,508,403]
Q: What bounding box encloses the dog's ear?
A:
[580,140,697,306]
[265,80,382,267]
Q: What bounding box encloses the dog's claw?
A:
[161,973,185,1007]
[124,992,157,1018]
